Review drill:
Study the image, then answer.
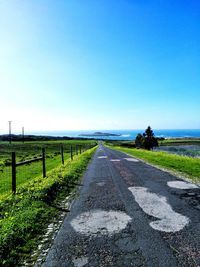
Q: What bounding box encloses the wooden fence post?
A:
[12,152,16,194]
[70,145,73,160]
[61,145,64,164]
[42,148,46,177]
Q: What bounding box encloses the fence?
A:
[0,143,95,195]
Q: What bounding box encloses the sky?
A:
[0,0,199,133]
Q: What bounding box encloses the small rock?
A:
[38,244,43,250]
[48,223,54,228]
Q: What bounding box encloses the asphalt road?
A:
[41,145,200,267]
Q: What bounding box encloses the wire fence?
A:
[0,143,96,196]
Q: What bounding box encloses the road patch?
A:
[124,158,139,162]
[72,256,88,267]
[129,186,189,232]
[96,182,105,187]
[167,181,198,190]
[70,210,131,236]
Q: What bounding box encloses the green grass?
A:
[0,140,97,195]
[0,146,97,266]
[0,153,72,195]
[108,145,200,184]
[159,138,200,146]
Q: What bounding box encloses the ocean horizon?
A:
[28,129,200,141]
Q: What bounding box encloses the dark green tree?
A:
[143,126,158,150]
[135,126,158,150]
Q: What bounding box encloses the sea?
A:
[31,129,200,141]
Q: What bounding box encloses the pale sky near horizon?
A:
[0,0,199,134]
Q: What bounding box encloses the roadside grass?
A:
[0,146,97,266]
[108,146,200,184]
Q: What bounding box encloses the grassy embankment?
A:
[107,145,200,184]
[0,146,97,266]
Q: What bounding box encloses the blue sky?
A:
[0,0,199,133]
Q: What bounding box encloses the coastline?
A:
[1,129,200,142]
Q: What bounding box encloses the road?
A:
[41,145,200,267]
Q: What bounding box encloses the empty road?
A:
[41,145,200,267]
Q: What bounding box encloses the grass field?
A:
[159,138,200,146]
[156,144,200,158]
[108,145,200,184]
[0,140,97,195]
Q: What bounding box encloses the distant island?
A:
[79,132,122,137]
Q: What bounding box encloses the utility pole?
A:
[22,126,24,143]
[8,121,12,144]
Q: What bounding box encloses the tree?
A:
[135,126,158,150]
[143,126,158,150]
[135,133,144,148]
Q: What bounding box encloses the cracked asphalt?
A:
[41,145,200,267]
